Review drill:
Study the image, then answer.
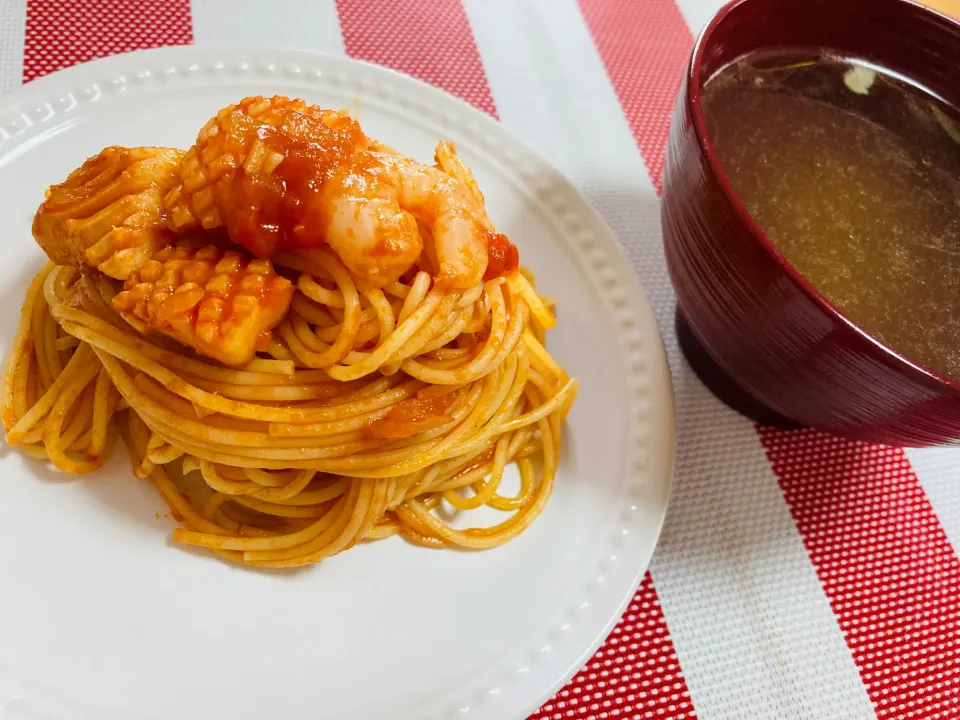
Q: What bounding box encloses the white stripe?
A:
[904,447,960,553]
[464,1,877,718]
[190,0,345,55]
[0,0,26,95]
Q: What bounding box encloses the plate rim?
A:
[0,44,677,720]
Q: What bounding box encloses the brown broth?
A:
[703,52,960,380]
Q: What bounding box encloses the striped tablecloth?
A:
[2,1,959,718]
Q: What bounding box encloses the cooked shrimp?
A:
[33,146,182,280]
[319,150,504,289]
[434,141,519,282]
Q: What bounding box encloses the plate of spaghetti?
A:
[0,47,673,720]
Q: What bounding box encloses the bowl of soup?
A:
[662,0,960,446]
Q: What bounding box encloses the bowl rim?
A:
[687,0,960,396]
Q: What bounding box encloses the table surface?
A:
[2,0,960,718]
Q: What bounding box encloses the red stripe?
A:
[758,429,960,719]
[579,0,960,716]
[334,0,497,118]
[332,2,695,717]
[577,0,691,193]
[23,0,192,83]
[529,574,696,720]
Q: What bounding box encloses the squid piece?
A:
[112,237,293,366]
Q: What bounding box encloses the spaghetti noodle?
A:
[2,253,576,567]
[0,96,577,568]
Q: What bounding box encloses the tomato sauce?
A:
[220,110,367,258]
[484,233,519,281]
[366,392,457,440]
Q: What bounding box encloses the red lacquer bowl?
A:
[662,0,960,447]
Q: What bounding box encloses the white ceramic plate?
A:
[0,46,674,720]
